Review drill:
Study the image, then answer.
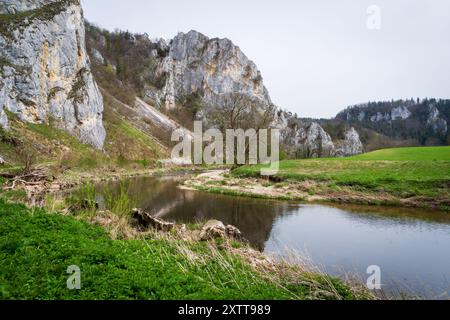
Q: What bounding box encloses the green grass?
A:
[1,103,167,171]
[102,108,168,167]
[233,147,450,199]
[103,181,138,217]
[352,146,450,161]
[0,200,357,300]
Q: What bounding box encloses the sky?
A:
[82,0,450,119]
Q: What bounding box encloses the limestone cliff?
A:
[147,30,272,110]
[427,105,448,136]
[0,0,105,149]
[336,99,449,146]
[335,127,364,157]
[274,110,364,158]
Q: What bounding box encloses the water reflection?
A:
[97,175,293,250]
[95,176,450,298]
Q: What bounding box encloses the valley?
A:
[0,0,449,302]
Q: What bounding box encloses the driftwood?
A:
[0,167,52,206]
[3,168,51,191]
[0,172,16,179]
[132,208,175,232]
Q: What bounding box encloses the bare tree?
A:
[207,93,276,166]
[15,143,37,174]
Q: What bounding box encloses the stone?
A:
[0,0,60,13]
[335,127,364,157]
[287,122,335,158]
[427,105,448,136]
[90,48,105,65]
[200,220,226,241]
[0,0,106,149]
[391,106,411,121]
[225,225,242,240]
[149,30,272,110]
[371,112,391,123]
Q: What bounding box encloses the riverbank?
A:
[184,147,450,211]
[0,164,222,207]
[0,198,372,300]
[0,164,373,300]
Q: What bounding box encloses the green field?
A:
[352,146,450,161]
[233,147,450,205]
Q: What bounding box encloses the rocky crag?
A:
[0,0,105,149]
[274,110,364,158]
[337,99,449,146]
[86,26,364,158]
[151,30,272,110]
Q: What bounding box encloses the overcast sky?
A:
[82,0,450,118]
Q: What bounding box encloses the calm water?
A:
[95,175,450,299]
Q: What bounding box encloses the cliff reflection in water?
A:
[95,175,450,299]
[96,175,293,250]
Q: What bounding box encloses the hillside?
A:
[1,1,449,166]
[0,1,171,171]
[334,99,450,148]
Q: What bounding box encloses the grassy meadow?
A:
[231,147,450,209]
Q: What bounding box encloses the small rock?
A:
[200,220,226,241]
[226,225,242,240]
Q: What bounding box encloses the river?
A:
[94,175,450,299]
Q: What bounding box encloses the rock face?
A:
[298,122,335,158]
[427,105,448,136]
[367,107,412,122]
[335,127,364,157]
[391,106,412,121]
[0,0,105,149]
[150,30,272,110]
[275,110,364,158]
[0,0,60,13]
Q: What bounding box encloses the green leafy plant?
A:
[104,182,136,217]
[65,183,98,215]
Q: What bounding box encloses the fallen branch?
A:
[2,168,51,191]
[132,208,175,232]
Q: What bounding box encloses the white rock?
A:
[0,0,106,149]
[391,106,411,121]
[427,105,448,135]
[152,30,272,110]
[335,127,364,157]
[90,48,105,65]
[200,220,226,241]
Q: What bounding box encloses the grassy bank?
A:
[0,103,168,176]
[0,199,364,300]
[186,147,450,210]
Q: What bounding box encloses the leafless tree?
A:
[207,93,276,166]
